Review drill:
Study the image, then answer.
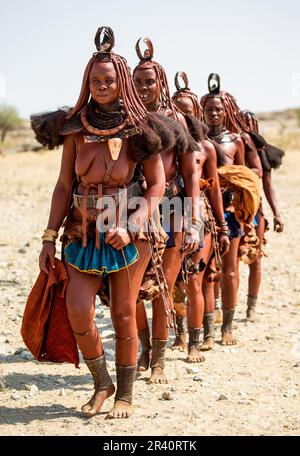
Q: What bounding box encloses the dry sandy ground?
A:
[0,148,299,436]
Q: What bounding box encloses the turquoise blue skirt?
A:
[64,232,139,276]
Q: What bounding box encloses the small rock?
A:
[161,392,173,401]
[59,388,67,397]
[193,376,202,382]
[20,351,34,360]
[105,349,115,358]
[186,367,200,374]
[14,347,25,355]
[95,309,105,318]
[18,248,26,254]
[11,392,20,400]
[101,330,115,339]
[284,390,297,398]
[293,362,300,368]
[238,400,254,405]
[238,390,248,397]
[217,394,228,401]
[254,349,267,353]
[30,384,39,395]
[55,378,66,385]
[147,412,158,419]
[170,387,176,392]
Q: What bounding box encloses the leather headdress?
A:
[208,73,221,95]
[67,26,148,127]
[173,71,202,120]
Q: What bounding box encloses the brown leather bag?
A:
[21,258,79,367]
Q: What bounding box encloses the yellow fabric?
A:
[218,165,260,224]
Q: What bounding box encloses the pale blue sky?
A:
[1,0,300,118]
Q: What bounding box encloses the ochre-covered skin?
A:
[202,95,245,346]
[173,86,229,356]
[134,59,201,381]
[38,56,166,419]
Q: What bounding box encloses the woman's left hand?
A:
[218,232,230,256]
[181,227,200,255]
[105,226,131,250]
[274,215,284,232]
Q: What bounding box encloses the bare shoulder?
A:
[234,135,244,148]
[202,139,216,154]
[63,133,76,145]
[62,134,77,159]
[176,112,188,128]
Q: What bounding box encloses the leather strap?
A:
[103,157,116,185]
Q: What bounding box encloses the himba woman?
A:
[205,83,262,339]
[30,26,186,419]
[201,74,260,346]
[205,83,284,323]
[133,38,202,382]
[242,110,284,320]
[171,71,230,357]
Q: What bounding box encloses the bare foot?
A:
[186,346,206,363]
[171,334,187,352]
[137,350,151,372]
[246,307,256,322]
[81,384,115,417]
[147,367,168,384]
[221,331,237,346]
[214,309,223,324]
[105,400,133,419]
[200,337,214,351]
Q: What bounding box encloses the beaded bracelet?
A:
[42,228,58,244]
[127,221,140,242]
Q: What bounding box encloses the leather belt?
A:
[164,174,184,199]
[73,181,142,209]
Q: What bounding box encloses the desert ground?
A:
[0,122,300,436]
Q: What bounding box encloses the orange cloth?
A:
[21,258,79,367]
[218,165,260,224]
[199,177,215,191]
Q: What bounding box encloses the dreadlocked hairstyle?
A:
[133,37,180,120]
[200,73,247,166]
[172,71,203,120]
[171,71,208,142]
[242,110,285,171]
[201,73,284,170]
[133,37,203,149]
[66,28,148,127]
[201,93,250,135]
[133,39,206,146]
[31,27,147,148]
[31,27,191,162]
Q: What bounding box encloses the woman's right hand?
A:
[39,242,56,274]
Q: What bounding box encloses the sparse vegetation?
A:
[0,104,22,142]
